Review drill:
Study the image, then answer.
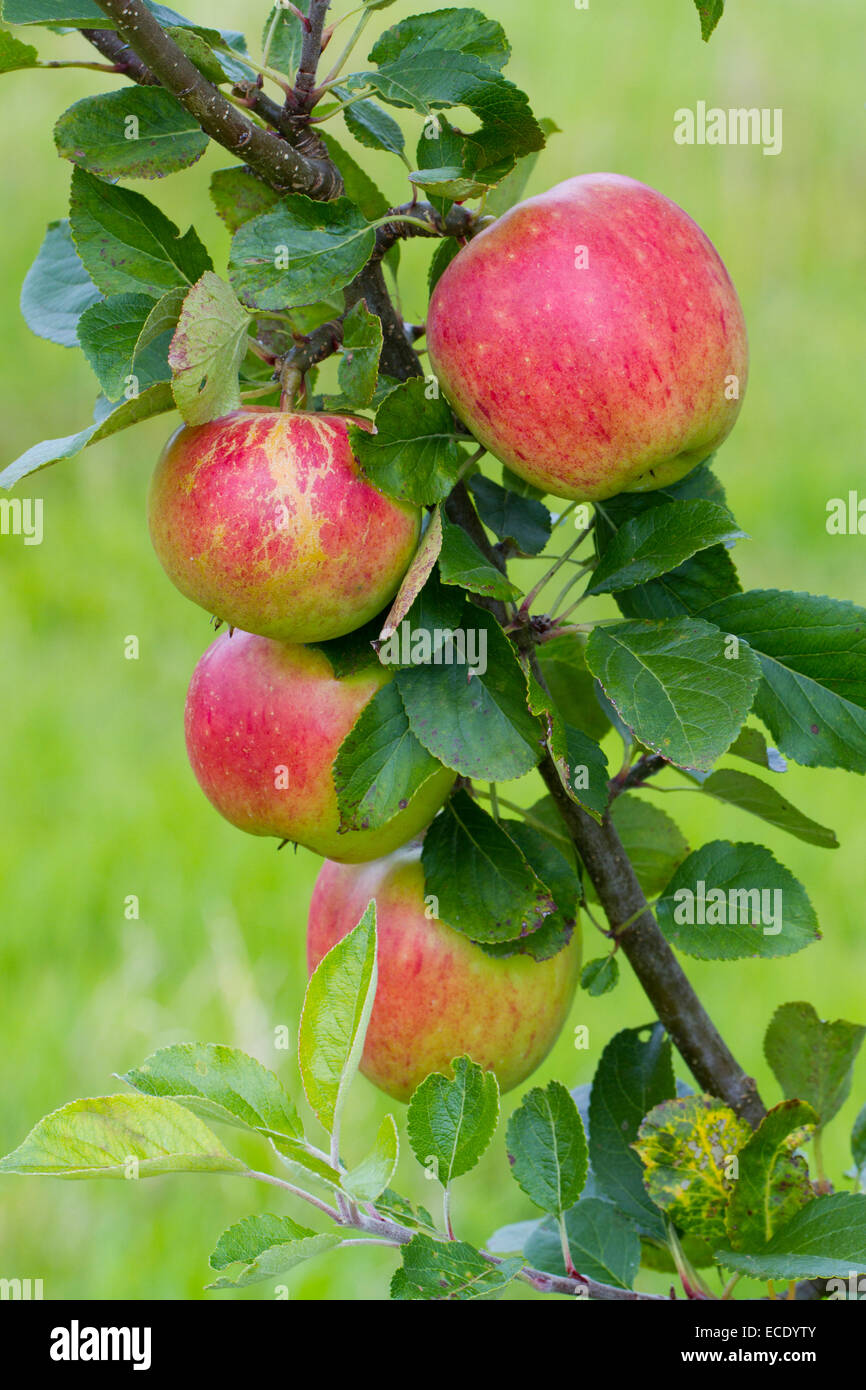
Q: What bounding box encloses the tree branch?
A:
[91,0,341,196]
[293,0,332,108]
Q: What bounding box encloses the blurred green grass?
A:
[0,0,864,1300]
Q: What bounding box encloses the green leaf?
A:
[210,166,280,234]
[595,796,690,901]
[69,167,212,298]
[420,788,555,944]
[438,513,520,600]
[589,1024,675,1238]
[581,956,619,997]
[319,131,390,221]
[534,634,611,745]
[336,298,382,408]
[728,725,787,773]
[350,377,468,506]
[168,272,249,425]
[407,1056,499,1185]
[121,1042,302,1139]
[410,166,493,201]
[77,292,165,399]
[55,87,208,179]
[694,0,725,42]
[396,604,542,781]
[506,1081,588,1216]
[725,1101,817,1253]
[0,27,38,70]
[20,219,101,347]
[333,680,448,832]
[484,117,560,217]
[342,1114,399,1202]
[262,0,308,78]
[207,1214,341,1289]
[524,1199,641,1288]
[2,0,108,22]
[0,381,175,490]
[656,840,820,961]
[339,90,406,157]
[702,590,866,774]
[467,473,551,556]
[765,1002,866,1128]
[588,500,745,596]
[585,617,762,773]
[298,902,377,1133]
[634,1095,751,1244]
[369,9,510,71]
[428,236,460,293]
[229,195,375,311]
[716,1193,866,1280]
[134,284,186,357]
[699,769,838,848]
[853,1104,866,1181]
[484,819,579,962]
[0,1094,246,1178]
[391,1234,522,1300]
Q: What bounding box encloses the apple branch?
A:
[293,0,332,109]
[90,0,342,197]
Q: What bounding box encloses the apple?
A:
[427,173,748,502]
[148,408,420,643]
[307,846,582,1101]
[185,630,455,862]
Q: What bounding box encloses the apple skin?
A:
[427,173,748,502]
[185,630,455,862]
[148,408,421,643]
[307,846,582,1101]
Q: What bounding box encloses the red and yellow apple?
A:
[149,409,420,643]
[185,630,455,862]
[307,846,582,1101]
[427,173,748,501]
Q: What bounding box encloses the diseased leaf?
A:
[210,166,280,233]
[716,1194,866,1281]
[725,1101,817,1253]
[168,272,250,425]
[634,1095,751,1244]
[378,508,443,645]
[391,1234,522,1300]
[55,87,208,179]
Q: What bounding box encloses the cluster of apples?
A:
[148,174,747,1102]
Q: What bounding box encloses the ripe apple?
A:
[307,846,582,1101]
[427,173,748,501]
[185,630,455,862]
[148,408,420,643]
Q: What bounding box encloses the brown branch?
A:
[90,0,341,197]
[293,0,332,109]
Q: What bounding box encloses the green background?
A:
[1,0,863,1300]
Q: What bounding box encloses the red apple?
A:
[307,846,582,1101]
[185,630,455,862]
[148,409,420,643]
[427,173,748,501]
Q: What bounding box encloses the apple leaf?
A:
[698,769,838,848]
[3,0,109,22]
[702,589,866,774]
[0,381,175,490]
[0,1094,246,1178]
[69,167,212,298]
[121,1042,302,1140]
[210,166,280,234]
[581,956,619,996]
[261,0,309,79]
[337,298,383,408]
[407,1056,499,1185]
[506,1081,588,1216]
[369,9,510,71]
[298,903,377,1134]
[585,617,762,773]
[229,195,375,310]
[634,1095,751,1244]
[534,634,611,744]
[391,1234,523,1300]
[76,292,169,399]
[207,1215,341,1289]
[341,1114,399,1202]
[55,87,208,180]
[319,131,391,222]
[486,820,579,962]
[333,680,450,832]
[727,725,787,773]
[524,1199,641,1288]
[694,0,725,43]
[588,499,745,596]
[484,117,560,217]
[586,796,690,903]
[588,1024,675,1239]
[467,473,551,555]
[0,28,39,72]
[716,1193,866,1280]
[378,508,444,644]
[337,89,406,157]
[438,513,520,600]
[725,1100,817,1253]
[20,219,102,347]
[764,1002,866,1128]
[350,377,469,505]
[168,272,250,425]
[420,789,556,944]
[395,603,542,781]
[655,840,820,961]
